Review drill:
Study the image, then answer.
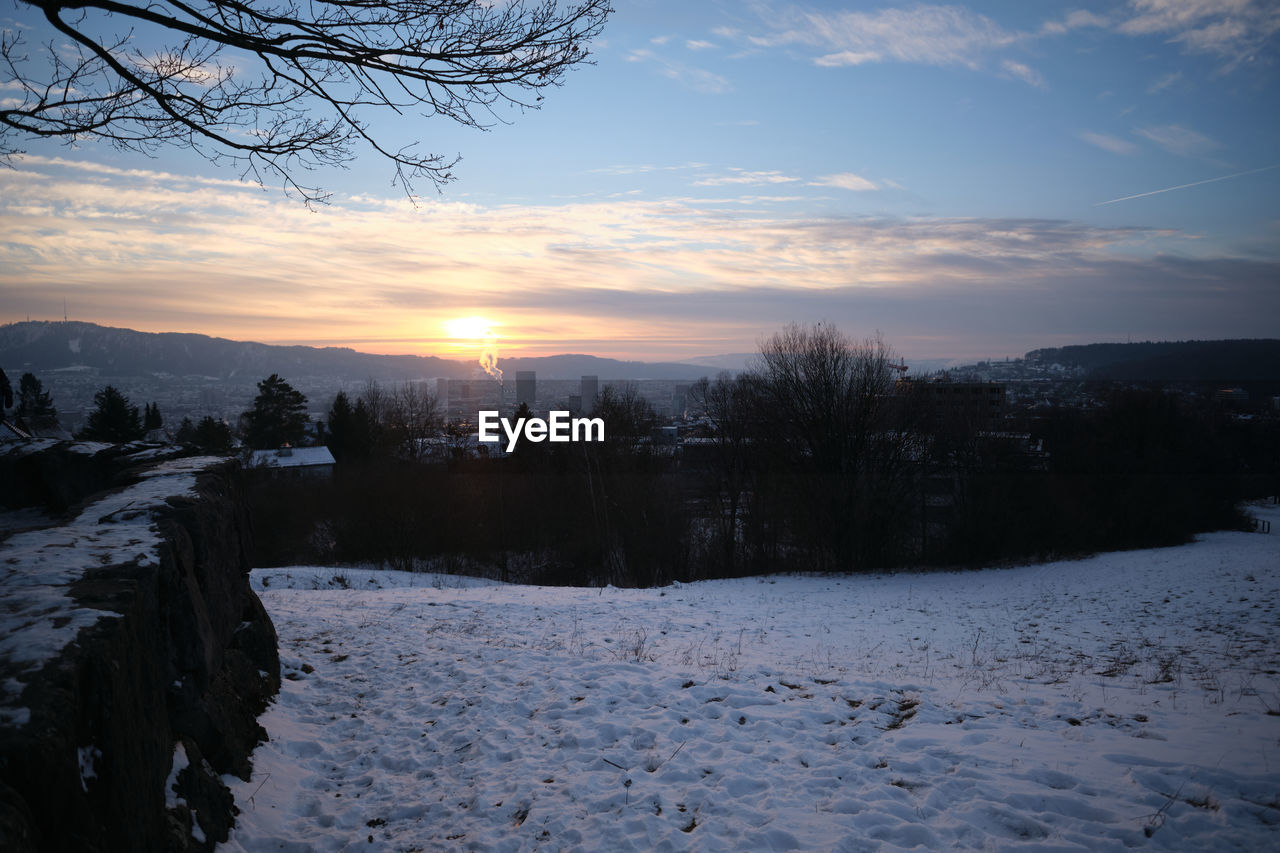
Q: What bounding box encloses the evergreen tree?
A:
[243,374,309,449]
[79,386,144,442]
[144,402,163,431]
[176,415,234,452]
[350,398,376,460]
[194,416,234,452]
[16,373,58,429]
[326,390,377,461]
[0,368,11,418]
[327,391,354,461]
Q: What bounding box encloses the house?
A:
[247,445,335,478]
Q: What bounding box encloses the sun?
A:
[444,316,495,339]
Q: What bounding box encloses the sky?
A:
[2,0,1278,364]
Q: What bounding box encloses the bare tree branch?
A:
[1,0,612,202]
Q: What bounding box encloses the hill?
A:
[1027,339,1280,381]
[0,321,712,381]
[0,321,462,381]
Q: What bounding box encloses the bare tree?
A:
[754,324,918,570]
[386,381,443,461]
[2,0,611,201]
[690,371,762,576]
[358,378,389,428]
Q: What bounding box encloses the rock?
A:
[0,443,279,852]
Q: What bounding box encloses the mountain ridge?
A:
[0,321,715,381]
[1028,339,1280,381]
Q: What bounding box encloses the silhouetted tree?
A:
[327,391,355,461]
[203,417,234,452]
[505,402,544,468]
[384,382,443,461]
[754,324,916,570]
[356,379,391,453]
[689,372,765,577]
[0,368,11,418]
[580,383,687,585]
[1046,389,1245,550]
[143,401,163,431]
[243,374,308,449]
[1,0,612,201]
[327,390,377,461]
[177,415,234,452]
[79,385,144,442]
[592,383,656,446]
[16,373,58,430]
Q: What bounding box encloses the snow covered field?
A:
[219,504,1280,851]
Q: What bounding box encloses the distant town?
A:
[2,322,1277,447]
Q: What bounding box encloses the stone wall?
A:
[0,442,280,851]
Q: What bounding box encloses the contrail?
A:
[1096,164,1280,206]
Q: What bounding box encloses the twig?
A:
[247,772,271,810]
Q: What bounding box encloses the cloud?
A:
[1041,9,1110,35]
[1078,131,1139,155]
[743,4,1018,69]
[809,173,878,192]
[1000,59,1046,88]
[1146,70,1183,93]
[686,40,715,50]
[1119,0,1280,68]
[625,49,731,94]
[813,50,882,68]
[11,153,250,189]
[1134,123,1219,157]
[588,162,708,176]
[3,161,1275,361]
[735,4,1050,84]
[693,169,800,187]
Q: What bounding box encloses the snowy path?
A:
[220,505,1280,851]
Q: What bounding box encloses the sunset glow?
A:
[444,316,496,340]
[1,2,1276,362]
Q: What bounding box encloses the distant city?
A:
[2,321,1278,437]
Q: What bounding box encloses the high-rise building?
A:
[581,375,599,409]
[673,383,691,419]
[516,371,537,409]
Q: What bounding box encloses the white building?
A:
[248,445,335,477]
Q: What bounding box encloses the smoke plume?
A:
[480,331,503,385]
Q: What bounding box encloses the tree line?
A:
[244,324,1272,586]
[0,370,176,443]
[6,324,1270,585]
[0,370,315,448]
[0,368,61,434]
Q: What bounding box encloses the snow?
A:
[0,455,223,726]
[77,745,101,792]
[167,742,191,808]
[249,446,336,469]
[167,740,208,842]
[222,504,1280,851]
